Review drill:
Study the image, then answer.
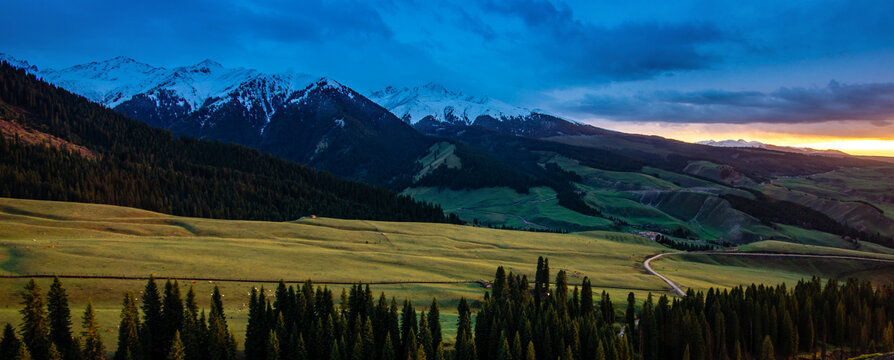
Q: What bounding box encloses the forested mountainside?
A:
[0,62,456,223]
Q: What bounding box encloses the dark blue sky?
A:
[3,0,894,145]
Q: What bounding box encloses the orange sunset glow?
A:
[585,119,894,157]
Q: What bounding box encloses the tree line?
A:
[0,61,459,224]
[4,260,894,360]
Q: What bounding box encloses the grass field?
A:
[2,197,893,350]
[0,197,668,347]
[650,253,894,291]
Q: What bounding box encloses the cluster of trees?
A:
[4,262,894,360]
[242,281,444,360]
[0,62,458,224]
[1,276,237,360]
[635,277,894,360]
[0,278,105,360]
[721,192,893,248]
[655,235,716,252]
[460,258,632,360]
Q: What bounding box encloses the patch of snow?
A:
[697,139,765,148]
[368,82,533,125]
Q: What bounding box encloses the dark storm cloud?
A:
[570,81,894,124]
[479,0,726,81]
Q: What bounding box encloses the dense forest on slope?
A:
[4,261,894,360]
[0,62,455,222]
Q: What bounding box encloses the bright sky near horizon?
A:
[2,0,893,155]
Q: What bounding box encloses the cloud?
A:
[477,0,727,82]
[565,81,894,124]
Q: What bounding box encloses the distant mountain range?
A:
[0,54,441,187]
[698,139,849,157]
[369,82,601,137]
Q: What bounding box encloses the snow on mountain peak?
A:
[6,55,325,111]
[697,139,765,148]
[368,83,531,124]
[0,53,38,72]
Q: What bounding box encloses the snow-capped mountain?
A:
[697,139,765,148]
[1,54,434,187]
[698,139,849,157]
[369,83,531,125]
[369,83,601,137]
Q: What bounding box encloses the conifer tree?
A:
[114,291,140,360]
[600,291,614,325]
[381,334,395,360]
[400,300,417,355]
[625,292,636,348]
[525,341,536,360]
[17,343,32,360]
[141,276,163,360]
[162,280,184,353]
[455,298,476,360]
[48,343,62,360]
[181,287,204,360]
[418,312,433,358]
[495,332,510,360]
[879,321,894,352]
[47,278,73,360]
[21,279,51,360]
[580,278,594,317]
[81,302,105,360]
[2,323,22,360]
[167,332,185,360]
[427,299,441,349]
[295,334,308,360]
[760,336,774,360]
[265,330,279,360]
[416,343,426,360]
[245,288,266,360]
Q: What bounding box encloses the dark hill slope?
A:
[0,62,453,223]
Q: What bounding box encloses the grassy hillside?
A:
[2,198,894,348]
[0,197,666,347]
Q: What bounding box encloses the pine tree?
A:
[142,276,164,360]
[884,322,894,352]
[48,344,62,360]
[525,341,536,360]
[47,278,73,360]
[381,334,395,360]
[295,334,308,360]
[1,324,22,360]
[761,335,774,360]
[162,280,184,353]
[21,279,51,360]
[682,345,690,360]
[207,286,234,360]
[17,343,32,360]
[265,330,280,360]
[114,291,141,360]
[427,299,441,350]
[166,332,185,360]
[245,288,267,360]
[416,344,426,360]
[181,287,204,360]
[418,312,433,359]
[580,277,595,319]
[400,300,417,356]
[625,292,636,347]
[81,302,105,360]
[495,332,510,360]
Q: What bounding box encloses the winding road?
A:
[643,251,894,297]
